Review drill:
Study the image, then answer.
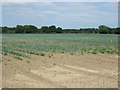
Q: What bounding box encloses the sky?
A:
[2,2,118,29]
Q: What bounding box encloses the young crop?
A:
[2,34,118,56]
[14,56,23,61]
[2,52,8,55]
[40,53,45,56]
[26,61,30,63]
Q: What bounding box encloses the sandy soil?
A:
[0,54,2,89]
[2,53,118,88]
[0,63,2,89]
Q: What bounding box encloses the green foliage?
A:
[14,56,23,61]
[16,25,25,33]
[98,25,110,34]
[61,51,64,53]
[1,25,119,34]
[2,34,118,56]
[40,53,45,56]
[24,25,38,33]
[2,52,8,55]
[2,49,28,58]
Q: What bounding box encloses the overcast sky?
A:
[2,2,118,28]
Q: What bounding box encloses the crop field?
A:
[2,34,119,88]
[2,34,118,58]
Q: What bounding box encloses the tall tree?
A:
[40,26,49,33]
[49,25,56,33]
[56,27,62,33]
[2,26,9,33]
[98,25,110,34]
[16,25,24,33]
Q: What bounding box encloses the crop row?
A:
[2,34,118,55]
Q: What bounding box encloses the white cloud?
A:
[44,11,59,14]
[32,2,57,8]
[2,2,118,28]
[2,0,39,2]
[2,0,119,2]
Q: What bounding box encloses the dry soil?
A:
[2,53,118,88]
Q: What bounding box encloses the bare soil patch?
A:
[2,53,118,88]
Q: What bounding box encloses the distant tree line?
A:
[0,25,120,34]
